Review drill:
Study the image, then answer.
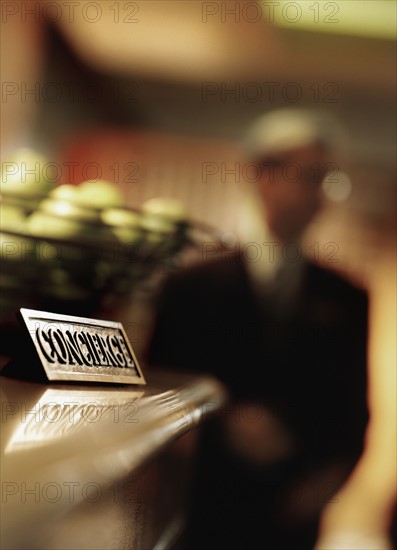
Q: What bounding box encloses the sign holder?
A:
[1,308,146,385]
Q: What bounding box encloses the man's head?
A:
[244,109,346,242]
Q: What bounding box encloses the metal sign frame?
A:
[18,308,146,385]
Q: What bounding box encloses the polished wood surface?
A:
[1,370,226,549]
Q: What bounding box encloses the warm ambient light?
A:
[263,0,396,40]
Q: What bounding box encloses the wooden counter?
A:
[0,369,226,549]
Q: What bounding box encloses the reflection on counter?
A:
[4,388,144,452]
[1,372,227,549]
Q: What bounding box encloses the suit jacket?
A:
[146,254,369,548]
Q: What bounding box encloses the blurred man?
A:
[146,109,369,549]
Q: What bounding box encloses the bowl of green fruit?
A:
[1,148,220,338]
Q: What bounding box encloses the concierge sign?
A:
[18,308,146,385]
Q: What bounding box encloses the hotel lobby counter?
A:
[0,369,227,549]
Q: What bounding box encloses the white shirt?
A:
[236,190,306,314]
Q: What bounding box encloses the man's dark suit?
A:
[146,254,369,549]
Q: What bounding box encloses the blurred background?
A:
[1,1,396,547]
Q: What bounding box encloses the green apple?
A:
[41,197,99,223]
[0,203,27,232]
[141,198,184,241]
[1,147,53,197]
[28,210,84,240]
[27,198,100,240]
[48,189,120,243]
[101,207,142,244]
[141,215,174,238]
[101,207,141,227]
[141,198,188,253]
[141,197,187,222]
[78,180,125,209]
[49,184,81,202]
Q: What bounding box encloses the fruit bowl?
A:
[0,188,221,330]
[1,148,224,355]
